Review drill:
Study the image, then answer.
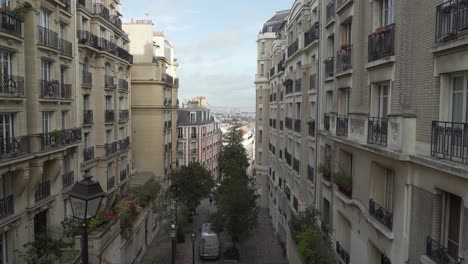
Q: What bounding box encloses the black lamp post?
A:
[191,232,196,264]
[68,174,105,264]
[169,222,176,264]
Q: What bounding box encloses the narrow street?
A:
[140,199,288,264]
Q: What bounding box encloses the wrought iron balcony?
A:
[0,195,14,220]
[336,45,352,72]
[336,115,348,136]
[40,80,60,99]
[40,128,82,151]
[59,38,72,57]
[431,121,468,164]
[59,0,71,12]
[120,169,127,181]
[336,241,350,264]
[294,119,301,133]
[118,79,128,92]
[83,146,94,161]
[62,171,74,189]
[295,78,302,93]
[304,24,319,47]
[0,135,30,161]
[98,38,118,55]
[77,30,98,49]
[107,176,115,189]
[0,11,22,37]
[82,71,92,86]
[310,74,316,90]
[60,83,72,99]
[105,110,115,123]
[324,57,334,77]
[38,26,58,49]
[119,109,129,122]
[110,15,122,29]
[163,73,174,85]
[285,117,293,130]
[83,110,93,124]
[119,137,130,151]
[105,141,118,156]
[0,75,24,97]
[324,113,330,131]
[436,0,468,43]
[368,23,395,62]
[326,0,335,23]
[369,199,393,230]
[308,120,315,137]
[117,47,133,64]
[93,3,110,20]
[426,236,464,264]
[35,180,51,202]
[368,117,388,146]
[308,165,314,182]
[287,39,299,58]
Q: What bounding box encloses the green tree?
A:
[219,125,249,182]
[169,162,215,214]
[19,234,70,264]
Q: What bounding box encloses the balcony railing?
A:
[304,24,319,47]
[62,171,74,189]
[35,180,51,202]
[295,78,302,93]
[431,121,468,164]
[426,236,464,264]
[83,146,94,161]
[368,117,388,146]
[120,169,127,181]
[294,119,301,133]
[336,115,348,137]
[308,120,315,137]
[93,3,110,20]
[326,0,335,23]
[59,38,72,57]
[38,26,58,49]
[0,135,30,161]
[308,165,314,182]
[293,158,299,172]
[119,137,130,151]
[0,11,22,37]
[98,38,118,55]
[118,79,128,92]
[324,57,334,77]
[59,0,71,12]
[0,75,24,97]
[117,47,133,64]
[336,45,352,72]
[285,117,293,130]
[0,195,14,220]
[40,80,60,99]
[107,176,115,189]
[324,113,330,131]
[40,128,82,151]
[60,83,72,99]
[119,109,129,121]
[163,73,174,85]
[105,141,118,156]
[369,199,393,230]
[436,0,468,43]
[336,242,350,264]
[83,110,93,124]
[368,23,395,62]
[109,15,122,29]
[77,30,98,49]
[310,74,316,90]
[82,71,92,86]
[105,110,115,123]
[287,39,299,58]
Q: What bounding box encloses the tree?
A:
[19,234,70,264]
[169,162,215,214]
[219,124,249,182]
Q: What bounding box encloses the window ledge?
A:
[325,18,335,28]
[365,56,395,69]
[324,76,334,82]
[432,37,468,55]
[335,69,353,78]
[322,178,332,187]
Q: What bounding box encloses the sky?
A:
[121,0,291,109]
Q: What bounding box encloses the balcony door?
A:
[42,112,54,134]
[0,232,8,264]
[0,49,12,79]
[371,83,389,118]
[41,60,51,82]
[39,9,50,29]
[338,88,350,115]
[0,174,12,200]
[443,193,462,259]
[0,113,15,146]
[451,76,467,123]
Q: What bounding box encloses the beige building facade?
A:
[123,20,179,189]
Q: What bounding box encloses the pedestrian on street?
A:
[209,196,213,206]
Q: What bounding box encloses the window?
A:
[372,84,389,118]
[0,174,11,200]
[328,37,334,57]
[0,232,8,264]
[259,130,263,143]
[84,132,90,148]
[177,128,183,138]
[441,192,462,258]
[41,60,52,81]
[81,17,88,31]
[42,112,54,133]
[190,112,196,123]
[339,150,352,177]
[0,49,12,78]
[119,97,124,110]
[191,127,197,139]
[260,64,264,76]
[60,66,68,86]
[326,91,333,112]
[105,96,112,110]
[377,0,393,27]
[296,103,301,118]
[341,22,352,45]
[100,27,106,39]
[119,128,124,140]
[0,113,15,148]
[64,198,73,218]
[261,42,265,54]
[370,164,393,211]
[451,76,468,123]
[59,24,66,40]
[267,26,273,32]
[61,111,68,129]
[107,162,114,183]
[106,129,112,143]
[39,8,50,29]
[83,95,90,110]
[338,88,350,115]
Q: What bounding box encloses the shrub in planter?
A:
[283,79,293,87]
[61,217,82,238]
[49,129,64,138]
[318,159,332,180]
[224,246,240,260]
[333,167,352,194]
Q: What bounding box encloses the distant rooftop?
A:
[261,10,290,34]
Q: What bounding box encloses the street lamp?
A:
[169,222,176,264]
[191,232,196,264]
[68,174,105,264]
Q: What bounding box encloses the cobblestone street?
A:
[140,199,288,264]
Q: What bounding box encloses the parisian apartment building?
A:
[255,0,468,264]
[177,96,222,180]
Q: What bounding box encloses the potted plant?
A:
[333,167,352,196]
[49,129,64,138]
[283,78,293,87]
[318,159,332,181]
[340,43,349,50]
[377,26,387,34]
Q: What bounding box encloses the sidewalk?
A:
[139,222,173,264]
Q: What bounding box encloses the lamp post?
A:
[191,232,196,264]
[68,174,105,264]
[169,222,176,264]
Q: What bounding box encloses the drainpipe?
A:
[314,0,322,212]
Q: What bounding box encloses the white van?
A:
[199,223,220,259]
